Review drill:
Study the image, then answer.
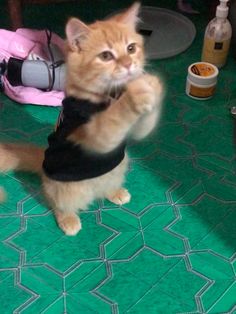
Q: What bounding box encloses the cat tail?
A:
[0,143,44,174]
[0,187,6,202]
[0,143,44,203]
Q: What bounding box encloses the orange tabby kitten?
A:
[0,3,163,235]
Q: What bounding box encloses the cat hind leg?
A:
[106,188,131,205]
[54,210,82,236]
[42,177,93,236]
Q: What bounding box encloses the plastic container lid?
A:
[107,6,196,60]
[137,6,196,59]
[187,62,219,86]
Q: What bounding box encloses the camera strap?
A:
[45,29,65,91]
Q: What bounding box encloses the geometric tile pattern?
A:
[0,1,236,313]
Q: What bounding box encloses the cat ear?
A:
[66,18,90,52]
[115,2,141,28]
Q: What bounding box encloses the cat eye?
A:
[99,51,114,61]
[127,43,136,54]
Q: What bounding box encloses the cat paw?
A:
[126,74,163,114]
[107,188,131,205]
[55,212,82,236]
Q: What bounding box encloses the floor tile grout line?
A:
[206,280,236,314]
[65,263,105,292]
[124,256,193,313]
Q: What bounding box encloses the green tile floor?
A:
[0,0,236,313]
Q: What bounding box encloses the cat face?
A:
[65,3,144,95]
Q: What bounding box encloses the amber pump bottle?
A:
[202,0,232,68]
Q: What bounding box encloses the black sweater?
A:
[43,97,126,182]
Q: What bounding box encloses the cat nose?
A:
[119,56,132,69]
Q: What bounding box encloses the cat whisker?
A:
[106,81,113,98]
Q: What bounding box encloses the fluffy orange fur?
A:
[0,3,163,235]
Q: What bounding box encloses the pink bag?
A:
[0,28,65,106]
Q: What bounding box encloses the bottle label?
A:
[214,42,223,50]
[189,84,216,98]
[202,38,231,67]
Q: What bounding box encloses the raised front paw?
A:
[126,74,163,114]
